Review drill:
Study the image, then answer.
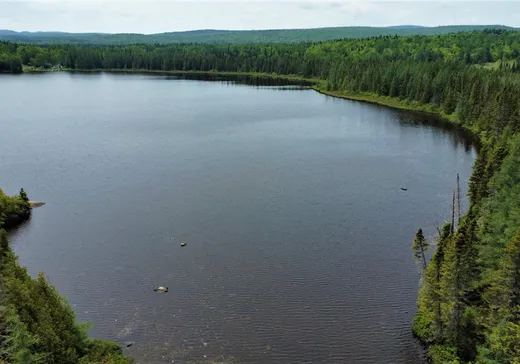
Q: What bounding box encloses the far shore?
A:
[22,66,320,85]
[21,66,480,143]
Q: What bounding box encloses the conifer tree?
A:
[18,189,28,203]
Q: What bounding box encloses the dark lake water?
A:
[0,73,477,363]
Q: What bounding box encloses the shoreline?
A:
[23,67,320,85]
[313,87,481,143]
[312,88,454,120]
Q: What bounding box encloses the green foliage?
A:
[2,30,520,75]
[428,344,461,364]
[0,53,22,73]
[412,311,433,341]
[0,229,8,257]
[0,189,31,229]
[0,305,47,364]
[478,321,520,364]
[479,138,520,281]
[1,250,87,363]
[18,189,28,203]
[0,229,131,364]
[78,339,130,364]
[414,222,452,343]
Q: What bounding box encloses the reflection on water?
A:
[1,73,476,363]
[394,111,478,153]
[65,70,316,87]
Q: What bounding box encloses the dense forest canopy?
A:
[0,25,517,45]
[1,29,520,363]
[2,29,520,74]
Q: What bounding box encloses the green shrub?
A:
[428,344,461,364]
[0,189,31,229]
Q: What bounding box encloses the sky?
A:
[0,0,519,34]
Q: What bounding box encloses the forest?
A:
[1,29,520,363]
[2,29,520,74]
[0,25,516,45]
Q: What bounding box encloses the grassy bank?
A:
[314,88,458,122]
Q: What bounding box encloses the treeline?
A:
[1,30,520,362]
[324,59,520,135]
[0,191,130,364]
[0,42,22,73]
[0,54,22,73]
[2,30,520,74]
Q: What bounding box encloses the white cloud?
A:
[0,1,518,33]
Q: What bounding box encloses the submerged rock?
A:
[124,341,135,348]
[153,286,168,293]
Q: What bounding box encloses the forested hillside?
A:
[0,25,516,45]
[2,29,520,73]
[1,29,520,363]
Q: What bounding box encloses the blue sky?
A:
[0,1,518,33]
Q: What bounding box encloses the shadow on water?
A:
[325,94,479,154]
[167,72,480,152]
[65,69,480,153]
[66,70,315,87]
[162,73,315,87]
[393,109,480,153]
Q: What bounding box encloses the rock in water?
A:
[29,201,46,208]
[153,286,168,293]
[180,242,187,247]
[124,341,135,348]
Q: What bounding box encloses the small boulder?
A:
[180,242,187,247]
[29,201,46,208]
[153,286,168,293]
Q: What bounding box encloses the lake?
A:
[0,73,476,363]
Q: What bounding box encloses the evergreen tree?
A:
[18,189,28,203]
[0,229,8,257]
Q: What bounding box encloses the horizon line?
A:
[1,24,516,35]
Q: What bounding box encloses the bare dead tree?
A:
[451,189,456,234]
[456,173,461,225]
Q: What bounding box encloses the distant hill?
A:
[386,25,426,29]
[0,25,517,45]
